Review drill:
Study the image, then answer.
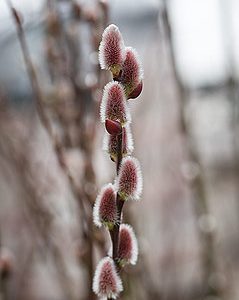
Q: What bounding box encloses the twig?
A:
[94,24,144,300]
[110,132,124,263]
[5,0,88,237]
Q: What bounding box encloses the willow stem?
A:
[109,131,125,270]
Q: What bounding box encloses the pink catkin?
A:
[93,257,123,299]
[93,184,117,228]
[118,224,138,265]
[117,156,143,200]
[121,47,143,92]
[100,81,131,125]
[99,24,125,70]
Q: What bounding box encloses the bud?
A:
[100,82,131,125]
[99,24,126,77]
[116,156,143,200]
[93,257,123,299]
[121,47,143,97]
[118,224,138,266]
[103,125,134,161]
[93,183,117,229]
[105,119,122,135]
[128,80,143,99]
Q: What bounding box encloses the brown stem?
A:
[110,194,124,262]
[116,132,123,174]
[109,131,125,273]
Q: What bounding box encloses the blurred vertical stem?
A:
[6,0,87,222]
[5,1,91,299]
[219,0,239,220]
[44,2,95,299]
[6,0,51,134]
[44,1,110,298]
[161,1,220,298]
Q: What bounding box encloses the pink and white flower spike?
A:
[93,183,117,229]
[117,156,143,201]
[118,224,138,266]
[100,81,131,125]
[121,47,143,97]
[93,257,123,299]
[99,24,126,77]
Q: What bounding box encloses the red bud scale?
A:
[105,119,122,135]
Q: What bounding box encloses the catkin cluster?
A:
[92,24,143,300]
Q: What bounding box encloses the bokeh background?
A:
[0,0,239,299]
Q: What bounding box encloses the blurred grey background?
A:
[0,0,239,300]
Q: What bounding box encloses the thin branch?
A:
[109,132,124,263]
[5,0,88,236]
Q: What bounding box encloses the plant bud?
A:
[93,183,117,229]
[100,82,131,125]
[118,224,138,266]
[121,47,143,97]
[116,156,143,200]
[105,119,122,135]
[99,24,125,77]
[93,257,123,299]
[128,80,143,99]
[103,125,134,161]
